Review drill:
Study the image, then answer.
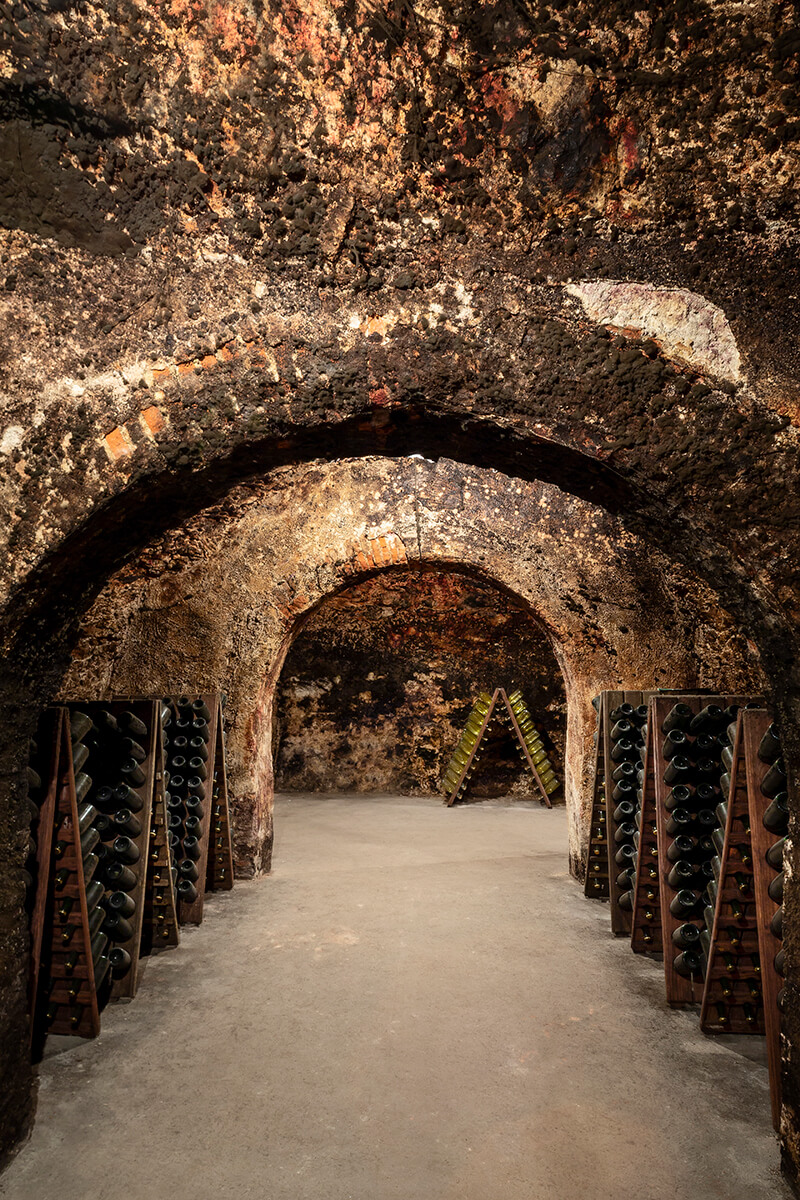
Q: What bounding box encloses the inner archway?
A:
[275,566,566,799]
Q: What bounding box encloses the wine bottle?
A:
[109,947,132,976]
[694,733,719,756]
[106,890,136,918]
[758,723,782,764]
[57,896,75,923]
[91,931,109,966]
[618,890,633,911]
[83,851,100,883]
[185,797,204,819]
[665,784,694,812]
[186,777,206,799]
[670,890,703,918]
[85,879,105,910]
[178,859,200,881]
[768,872,785,904]
[611,739,639,764]
[69,710,93,743]
[610,719,635,742]
[113,783,144,812]
[771,906,783,939]
[766,837,786,870]
[662,729,690,760]
[715,800,728,828]
[105,861,137,891]
[95,710,119,734]
[94,813,117,841]
[761,759,787,799]
[170,755,188,772]
[674,950,702,978]
[191,718,210,741]
[80,825,100,858]
[663,756,693,785]
[733,872,752,895]
[668,861,697,889]
[122,737,147,764]
[666,809,694,836]
[112,836,140,865]
[177,878,199,903]
[775,948,786,977]
[719,773,731,797]
[689,705,725,733]
[183,836,202,862]
[188,736,209,762]
[672,922,701,949]
[72,741,90,774]
[666,835,696,863]
[74,772,92,805]
[191,699,212,722]
[611,762,637,783]
[94,785,115,811]
[662,703,693,735]
[720,745,734,773]
[695,783,718,804]
[102,911,134,942]
[169,774,186,793]
[613,798,636,821]
[695,758,721,783]
[184,815,203,839]
[634,704,649,723]
[614,822,636,845]
[113,809,142,837]
[695,809,717,830]
[616,867,636,889]
[120,758,146,787]
[77,802,98,834]
[118,711,148,737]
[763,793,789,834]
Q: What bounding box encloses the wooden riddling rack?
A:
[584,691,663,933]
[442,688,560,807]
[650,694,756,1009]
[700,708,786,1129]
[25,694,235,1048]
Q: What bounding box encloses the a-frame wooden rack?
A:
[443,688,555,808]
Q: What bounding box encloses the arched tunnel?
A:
[1,2,799,1197]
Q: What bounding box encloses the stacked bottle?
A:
[44,710,109,1035]
[609,702,649,916]
[442,693,494,800]
[659,702,735,986]
[163,696,211,905]
[506,690,560,797]
[79,707,154,984]
[759,722,787,1015]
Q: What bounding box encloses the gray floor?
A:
[0,794,791,1200]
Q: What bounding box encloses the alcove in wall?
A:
[274,566,566,799]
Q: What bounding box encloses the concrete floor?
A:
[0,794,791,1200]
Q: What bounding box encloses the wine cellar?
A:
[2,3,800,1197]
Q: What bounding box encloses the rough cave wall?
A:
[275,568,567,797]
[1,0,800,1179]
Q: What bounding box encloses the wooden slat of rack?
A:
[744,709,784,1130]
[28,709,63,1045]
[700,712,763,1035]
[584,703,609,899]
[207,705,235,890]
[45,716,101,1038]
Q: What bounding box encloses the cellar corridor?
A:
[0,796,788,1200]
